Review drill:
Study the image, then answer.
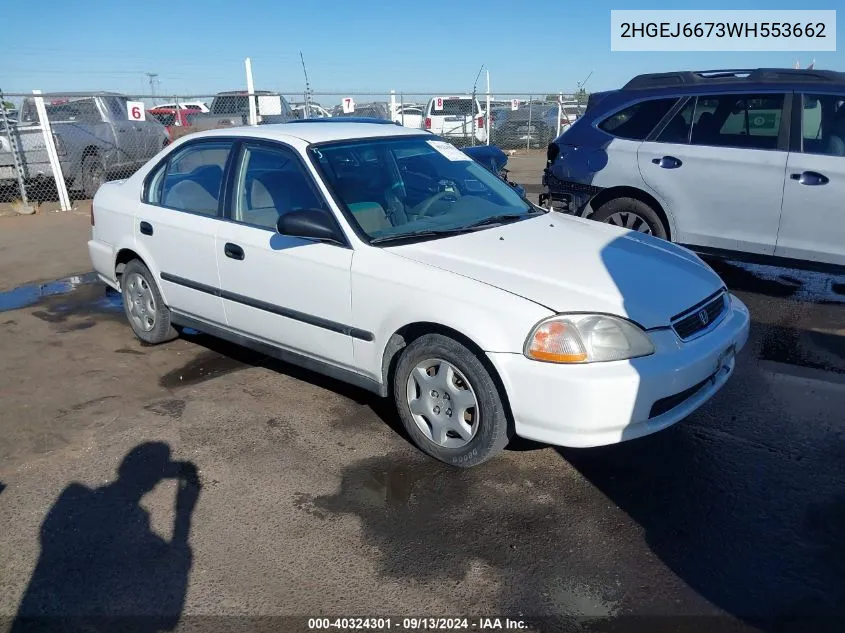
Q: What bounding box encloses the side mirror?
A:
[277,208,345,246]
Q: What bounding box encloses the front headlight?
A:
[524,314,655,363]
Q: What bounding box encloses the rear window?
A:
[210,95,249,114]
[598,98,677,140]
[430,99,480,117]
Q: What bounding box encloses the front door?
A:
[776,92,845,266]
[638,93,789,255]
[215,141,355,370]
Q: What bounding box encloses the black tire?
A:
[591,197,668,240]
[121,260,178,345]
[81,154,106,198]
[393,334,512,468]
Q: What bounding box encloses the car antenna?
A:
[300,51,312,118]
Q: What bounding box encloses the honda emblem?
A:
[698,309,710,326]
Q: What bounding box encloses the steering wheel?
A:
[412,185,463,218]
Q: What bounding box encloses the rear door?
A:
[101,96,147,169]
[637,92,789,254]
[137,139,230,325]
[776,91,845,266]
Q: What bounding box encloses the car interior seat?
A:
[825,107,845,156]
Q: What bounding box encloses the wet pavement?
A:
[0,238,844,632]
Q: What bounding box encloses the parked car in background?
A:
[88,121,749,468]
[148,107,201,140]
[0,92,169,197]
[424,96,487,145]
[392,104,424,129]
[291,102,333,118]
[491,104,560,148]
[153,101,209,113]
[558,100,584,132]
[331,102,390,120]
[542,67,845,268]
[189,91,296,130]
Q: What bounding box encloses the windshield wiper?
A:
[462,209,543,229]
[369,228,475,245]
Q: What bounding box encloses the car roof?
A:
[621,68,845,92]
[179,121,428,144]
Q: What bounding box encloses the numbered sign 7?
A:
[342,97,355,114]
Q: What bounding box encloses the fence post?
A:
[526,95,534,151]
[32,90,71,211]
[390,90,397,123]
[245,57,258,126]
[485,71,491,146]
[0,91,29,206]
[400,93,405,126]
[556,98,562,138]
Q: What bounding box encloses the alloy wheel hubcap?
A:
[406,358,479,448]
[124,272,156,332]
[606,211,653,235]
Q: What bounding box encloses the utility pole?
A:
[145,72,158,103]
[299,52,312,118]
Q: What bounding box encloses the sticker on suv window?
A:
[427,140,471,161]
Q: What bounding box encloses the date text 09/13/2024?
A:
[307,617,529,630]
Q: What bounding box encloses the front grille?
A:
[672,292,726,340]
[649,375,713,419]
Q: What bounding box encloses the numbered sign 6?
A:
[127,101,146,122]
[511,99,520,111]
[342,97,355,114]
[434,97,444,112]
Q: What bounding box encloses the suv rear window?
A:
[598,98,677,140]
[431,99,480,117]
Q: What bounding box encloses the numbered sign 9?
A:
[127,100,146,122]
[342,97,355,114]
[434,97,444,111]
[511,99,520,111]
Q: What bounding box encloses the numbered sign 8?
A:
[127,101,146,122]
[342,97,355,114]
[434,97,444,112]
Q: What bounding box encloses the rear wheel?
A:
[393,334,511,468]
[121,260,178,345]
[591,197,668,240]
[81,155,106,198]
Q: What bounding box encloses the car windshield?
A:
[310,136,537,243]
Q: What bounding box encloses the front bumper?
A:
[487,294,751,448]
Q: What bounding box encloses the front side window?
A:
[801,93,845,156]
[146,141,231,216]
[598,98,677,141]
[311,136,538,243]
[690,93,785,150]
[232,144,326,230]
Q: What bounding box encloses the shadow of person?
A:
[12,442,201,633]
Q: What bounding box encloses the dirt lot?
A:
[1,209,844,633]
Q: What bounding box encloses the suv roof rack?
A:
[622,68,845,91]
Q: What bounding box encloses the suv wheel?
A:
[592,197,668,240]
[393,334,512,468]
[121,260,178,345]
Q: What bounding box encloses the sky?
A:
[2,0,842,101]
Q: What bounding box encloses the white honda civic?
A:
[88,121,750,467]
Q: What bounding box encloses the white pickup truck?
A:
[1,93,169,197]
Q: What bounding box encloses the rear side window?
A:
[689,94,785,150]
[656,99,695,144]
[145,141,231,216]
[801,94,845,156]
[598,98,677,140]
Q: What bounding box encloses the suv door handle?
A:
[790,171,829,186]
[224,242,245,260]
[651,156,683,169]
[139,221,153,236]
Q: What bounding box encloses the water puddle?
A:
[0,272,101,312]
[159,350,247,389]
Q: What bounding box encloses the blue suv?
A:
[541,68,845,269]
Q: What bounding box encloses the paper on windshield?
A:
[427,140,471,161]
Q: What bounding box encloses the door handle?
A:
[651,156,683,169]
[224,242,245,260]
[139,221,153,236]
[790,171,829,186]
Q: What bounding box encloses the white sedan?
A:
[88,121,750,467]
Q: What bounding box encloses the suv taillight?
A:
[477,116,484,129]
[424,117,431,130]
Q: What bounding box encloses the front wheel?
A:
[393,334,512,467]
[591,197,668,240]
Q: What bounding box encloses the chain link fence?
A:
[1,89,587,208]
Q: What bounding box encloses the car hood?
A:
[387,214,725,329]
